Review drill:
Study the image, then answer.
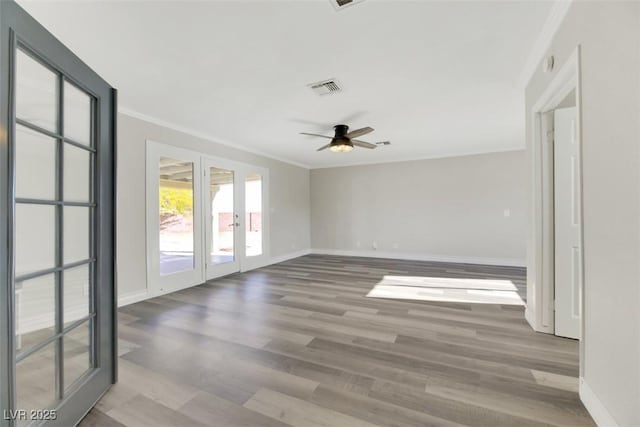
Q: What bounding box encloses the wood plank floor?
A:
[81,255,594,427]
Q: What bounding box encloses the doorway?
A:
[0,2,117,426]
[146,142,269,296]
[529,47,584,347]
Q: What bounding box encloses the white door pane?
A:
[64,144,90,202]
[64,321,91,392]
[64,206,89,264]
[210,167,235,265]
[16,49,58,132]
[245,174,263,257]
[15,204,56,276]
[63,265,90,326]
[15,125,57,200]
[63,81,91,145]
[16,341,57,427]
[15,274,56,355]
[159,157,194,275]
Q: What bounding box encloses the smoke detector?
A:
[308,78,342,96]
[330,0,366,11]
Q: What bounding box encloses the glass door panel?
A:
[15,49,57,132]
[14,204,56,276]
[15,342,57,427]
[62,81,91,145]
[15,275,56,354]
[203,159,240,281]
[63,320,92,391]
[159,157,195,276]
[209,167,235,265]
[245,174,263,257]
[147,142,203,295]
[15,125,57,200]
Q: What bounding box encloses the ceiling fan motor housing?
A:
[331,124,353,148]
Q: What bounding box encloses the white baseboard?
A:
[269,249,312,265]
[118,290,150,307]
[310,248,526,267]
[580,378,620,427]
[524,307,535,329]
[116,249,312,308]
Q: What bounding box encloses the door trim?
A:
[527,46,584,372]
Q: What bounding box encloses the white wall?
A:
[117,113,311,301]
[525,2,640,426]
[311,150,526,266]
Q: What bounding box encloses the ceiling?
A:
[18,0,555,168]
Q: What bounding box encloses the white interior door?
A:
[554,107,581,339]
[147,141,204,296]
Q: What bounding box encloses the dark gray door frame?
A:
[0,1,117,426]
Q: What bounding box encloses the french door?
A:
[147,142,269,294]
[0,2,117,427]
[146,143,204,295]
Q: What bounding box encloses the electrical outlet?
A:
[503,209,511,217]
[356,241,361,248]
[392,243,399,249]
[372,241,378,250]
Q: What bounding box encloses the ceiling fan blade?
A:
[316,143,332,151]
[345,126,374,139]
[351,139,377,149]
[300,132,332,140]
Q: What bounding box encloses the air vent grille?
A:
[308,79,342,96]
[330,0,365,10]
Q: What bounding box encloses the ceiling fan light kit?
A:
[330,139,354,153]
[301,124,389,154]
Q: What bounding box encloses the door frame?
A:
[527,46,585,373]
[146,141,270,293]
[0,1,117,426]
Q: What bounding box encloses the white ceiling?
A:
[18,0,554,168]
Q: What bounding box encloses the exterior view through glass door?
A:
[1,2,117,427]
[205,160,240,279]
[147,143,203,296]
[147,143,269,290]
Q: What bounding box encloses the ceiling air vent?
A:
[308,79,342,96]
[330,0,366,11]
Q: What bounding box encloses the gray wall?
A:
[117,113,311,298]
[525,2,640,425]
[311,150,526,266]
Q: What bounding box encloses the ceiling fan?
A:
[300,124,390,153]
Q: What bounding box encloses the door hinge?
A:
[546,130,554,145]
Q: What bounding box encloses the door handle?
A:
[228,223,239,227]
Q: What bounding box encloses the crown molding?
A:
[310,146,525,170]
[118,107,311,170]
[517,0,574,89]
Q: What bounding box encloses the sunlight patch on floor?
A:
[367,275,525,306]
